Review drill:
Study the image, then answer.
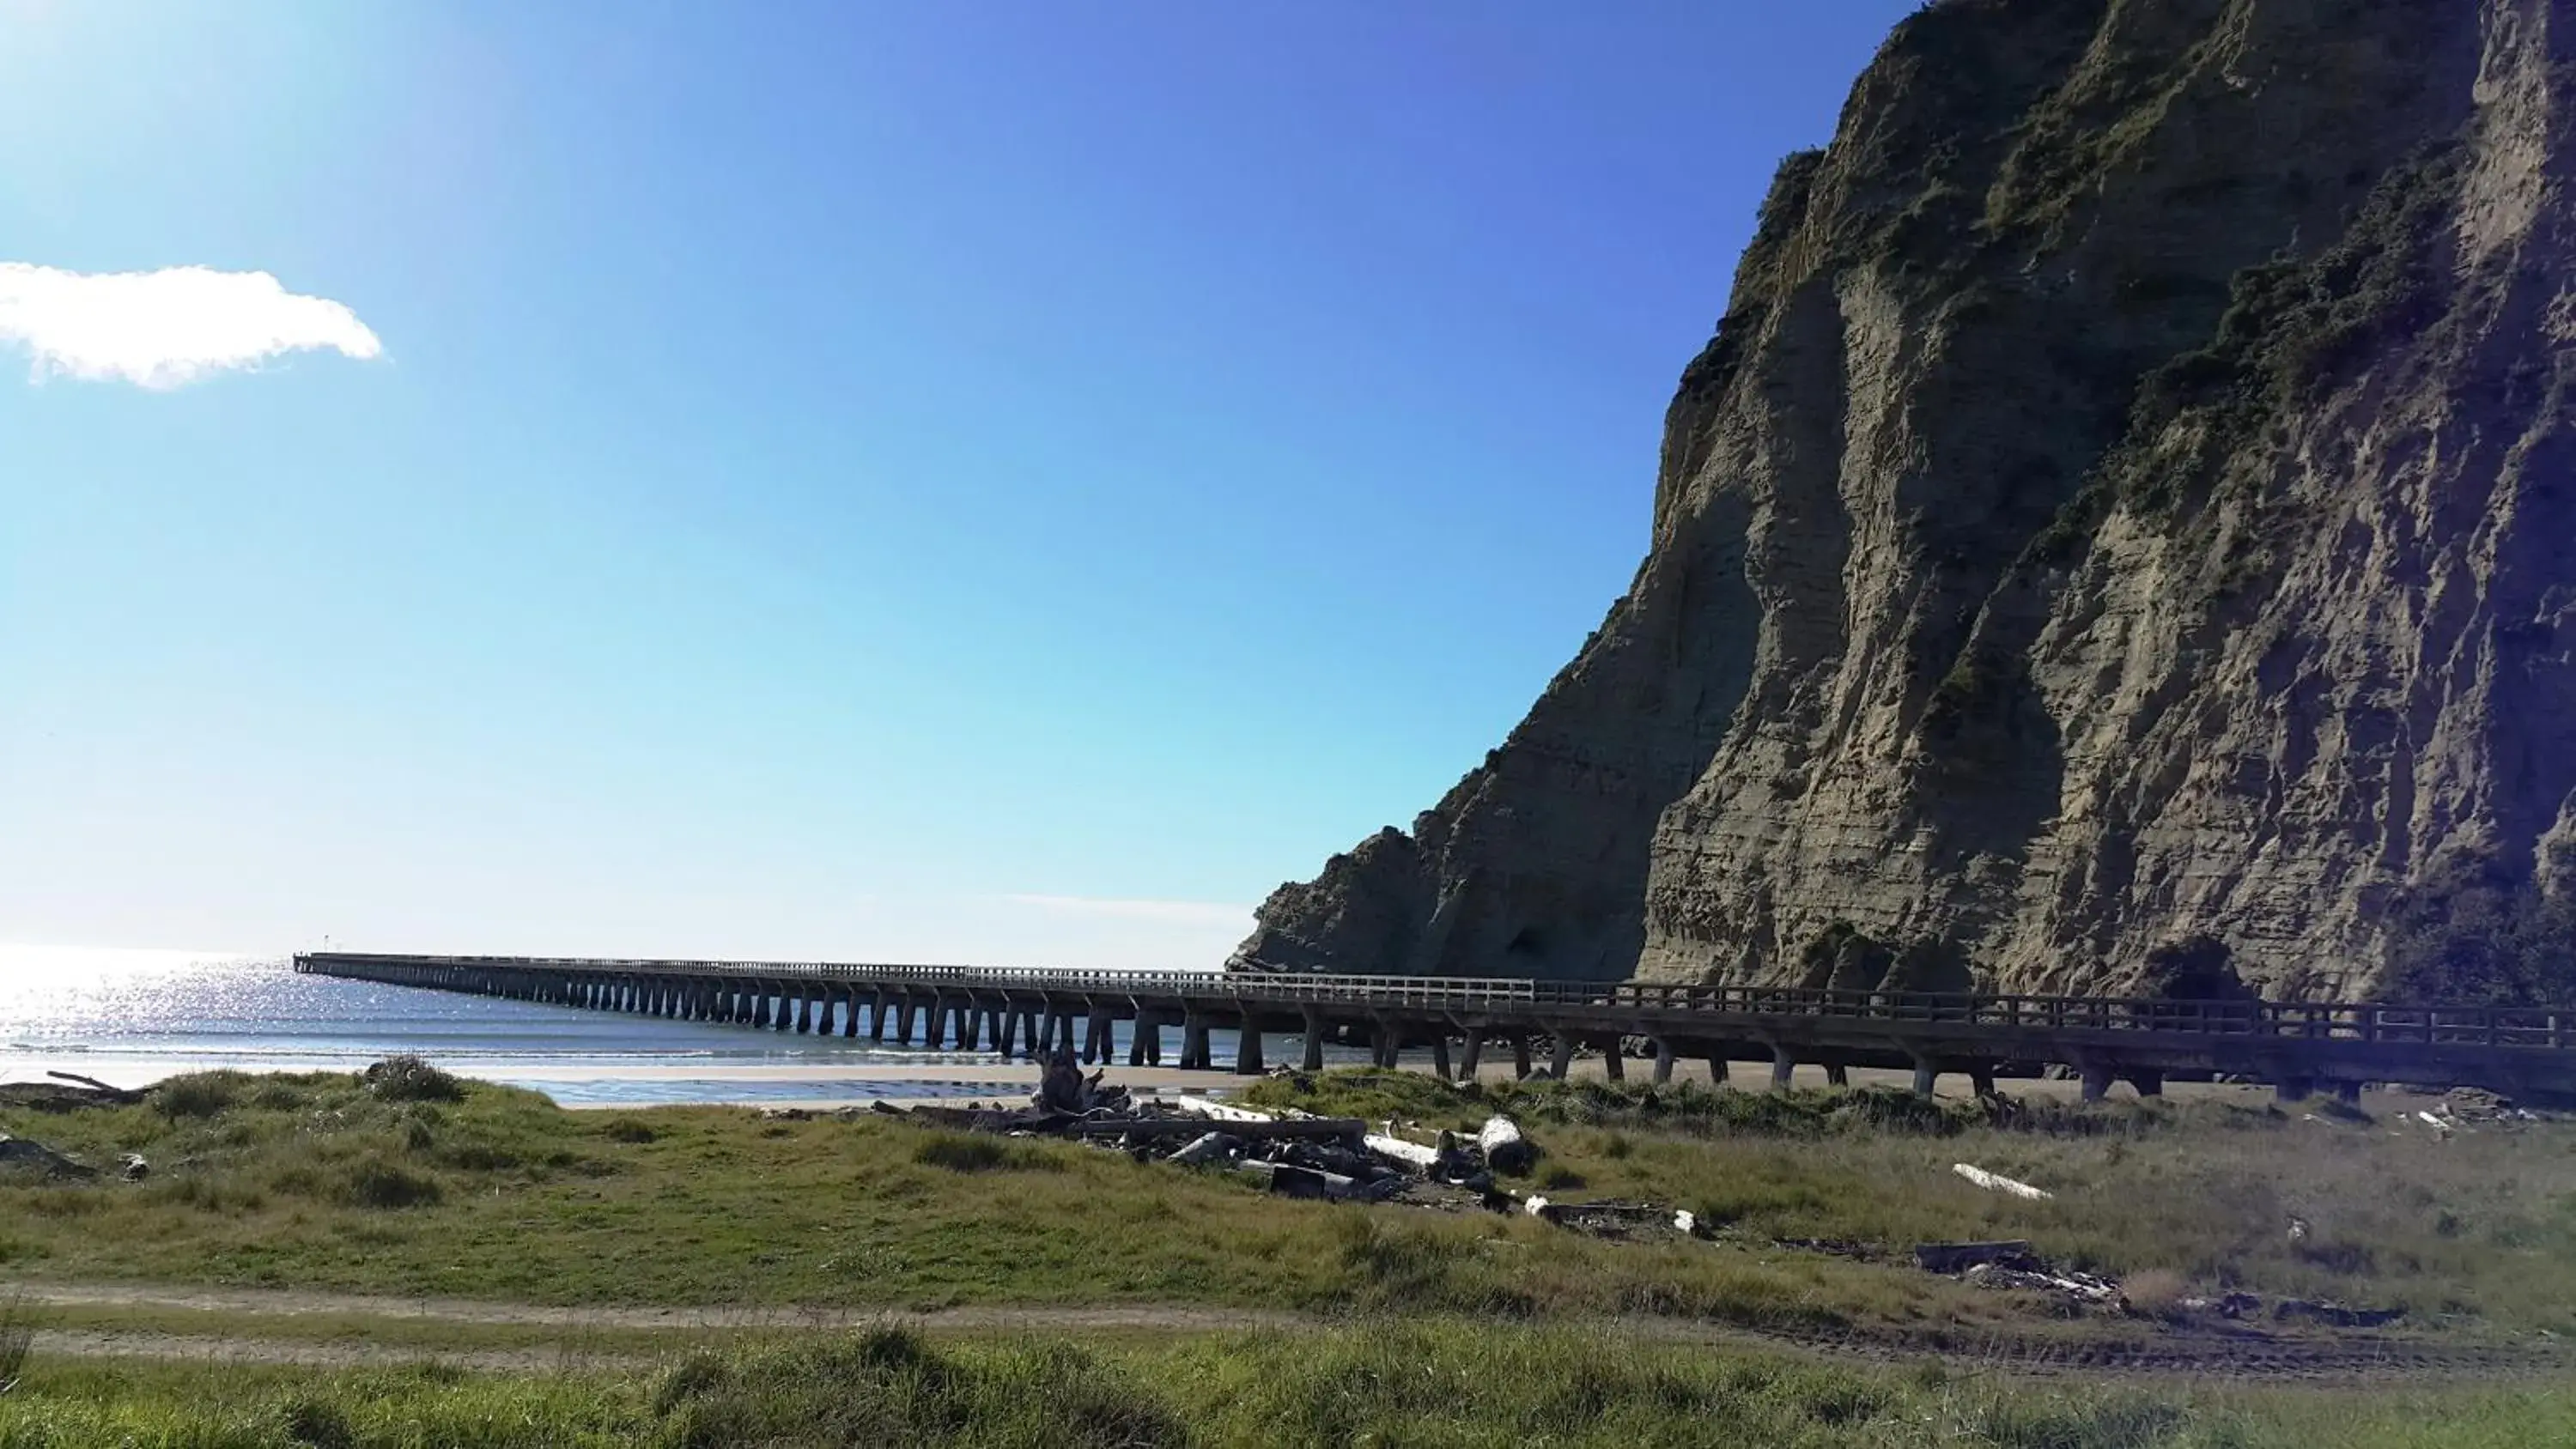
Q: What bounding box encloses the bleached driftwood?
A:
[1477,1115,1534,1174]
[1953,1162,2052,1200]
[1166,1094,1279,1125]
[1364,1131,1443,1171]
[1166,1131,1240,1166]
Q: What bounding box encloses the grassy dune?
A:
[3,1323,2572,1448]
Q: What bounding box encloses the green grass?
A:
[8,1069,2576,1343]
[1246,1072,2576,1332]
[0,1071,1994,1335]
[4,1322,2572,1448]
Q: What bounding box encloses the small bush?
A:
[651,1327,1186,1448]
[361,1056,465,1103]
[281,1395,355,1447]
[151,1073,240,1119]
[909,1133,1059,1173]
[2120,1268,2189,1319]
[250,1080,311,1111]
[600,1117,659,1144]
[340,1158,444,1210]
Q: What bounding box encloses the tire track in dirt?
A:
[15,1282,2569,1384]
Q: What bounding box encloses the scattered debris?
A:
[1777,1237,1876,1262]
[2273,1298,2406,1329]
[1953,1162,2052,1200]
[1528,1199,1678,1241]
[0,1131,97,1180]
[2178,1292,2266,1319]
[119,1153,149,1181]
[2440,1087,2549,1125]
[2287,1216,2310,1243]
[1914,1240,2036,1274]
[1965,1259,2122,1306]
[0,1072,144,1113]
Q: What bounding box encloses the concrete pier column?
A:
[1514,1039,1534,1080]
[1971,1064,1998,1097]
[1084,1010,1110,1064]
[1431,1035,1453,1081]
[1459,1034,1483,1080]
[1770,1045,1796,1091]
[2275,1076,2314,1103]
[1025,1010,1048,1060]
[954,1003,981,1052]
[775,988,795,1033]
[1145,1016,1165,1065]
[871,991,890,1040]
[1601,1040,1625,1082]
[1181,1014,1210,1071]
[915,997,939,1047]
[2130,1070,2165,1099]
[983,1008,1005,1052]
[2080,1065,2115,1102]
[1373,1021,1401,1070]
[1704,1054,1729,1087]
[993,1009,1018,1059]
[1128,1014,1151,1066]
[1301,1010,1326,1072]
[1234,1020,1264,1075]
[1651,1040,1675,1086]
[843,988,862,1037]
[752,989,772,1029]
[1547,1034,1574,1079]
[1825,1063,1850,1088]
[2333,1080,2361,1106]
[1911,1058,1939,1098]
[794,991,812,1034]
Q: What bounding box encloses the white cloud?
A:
[1000,894,1252,927]
[0,262,382,389]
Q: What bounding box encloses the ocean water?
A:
[0,946,1271,1106]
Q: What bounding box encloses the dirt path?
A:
[16,1281,2568,1385]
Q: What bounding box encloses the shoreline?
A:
[4,1050,2337,1110]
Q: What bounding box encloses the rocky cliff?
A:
[1235,0,2576,998]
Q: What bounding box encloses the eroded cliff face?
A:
[1236,0,2576,997]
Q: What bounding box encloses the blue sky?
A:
[0,1,1913,969]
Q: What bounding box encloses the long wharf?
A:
[293,952,2576,1103]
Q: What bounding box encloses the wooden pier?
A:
[292,952,2576,1102]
